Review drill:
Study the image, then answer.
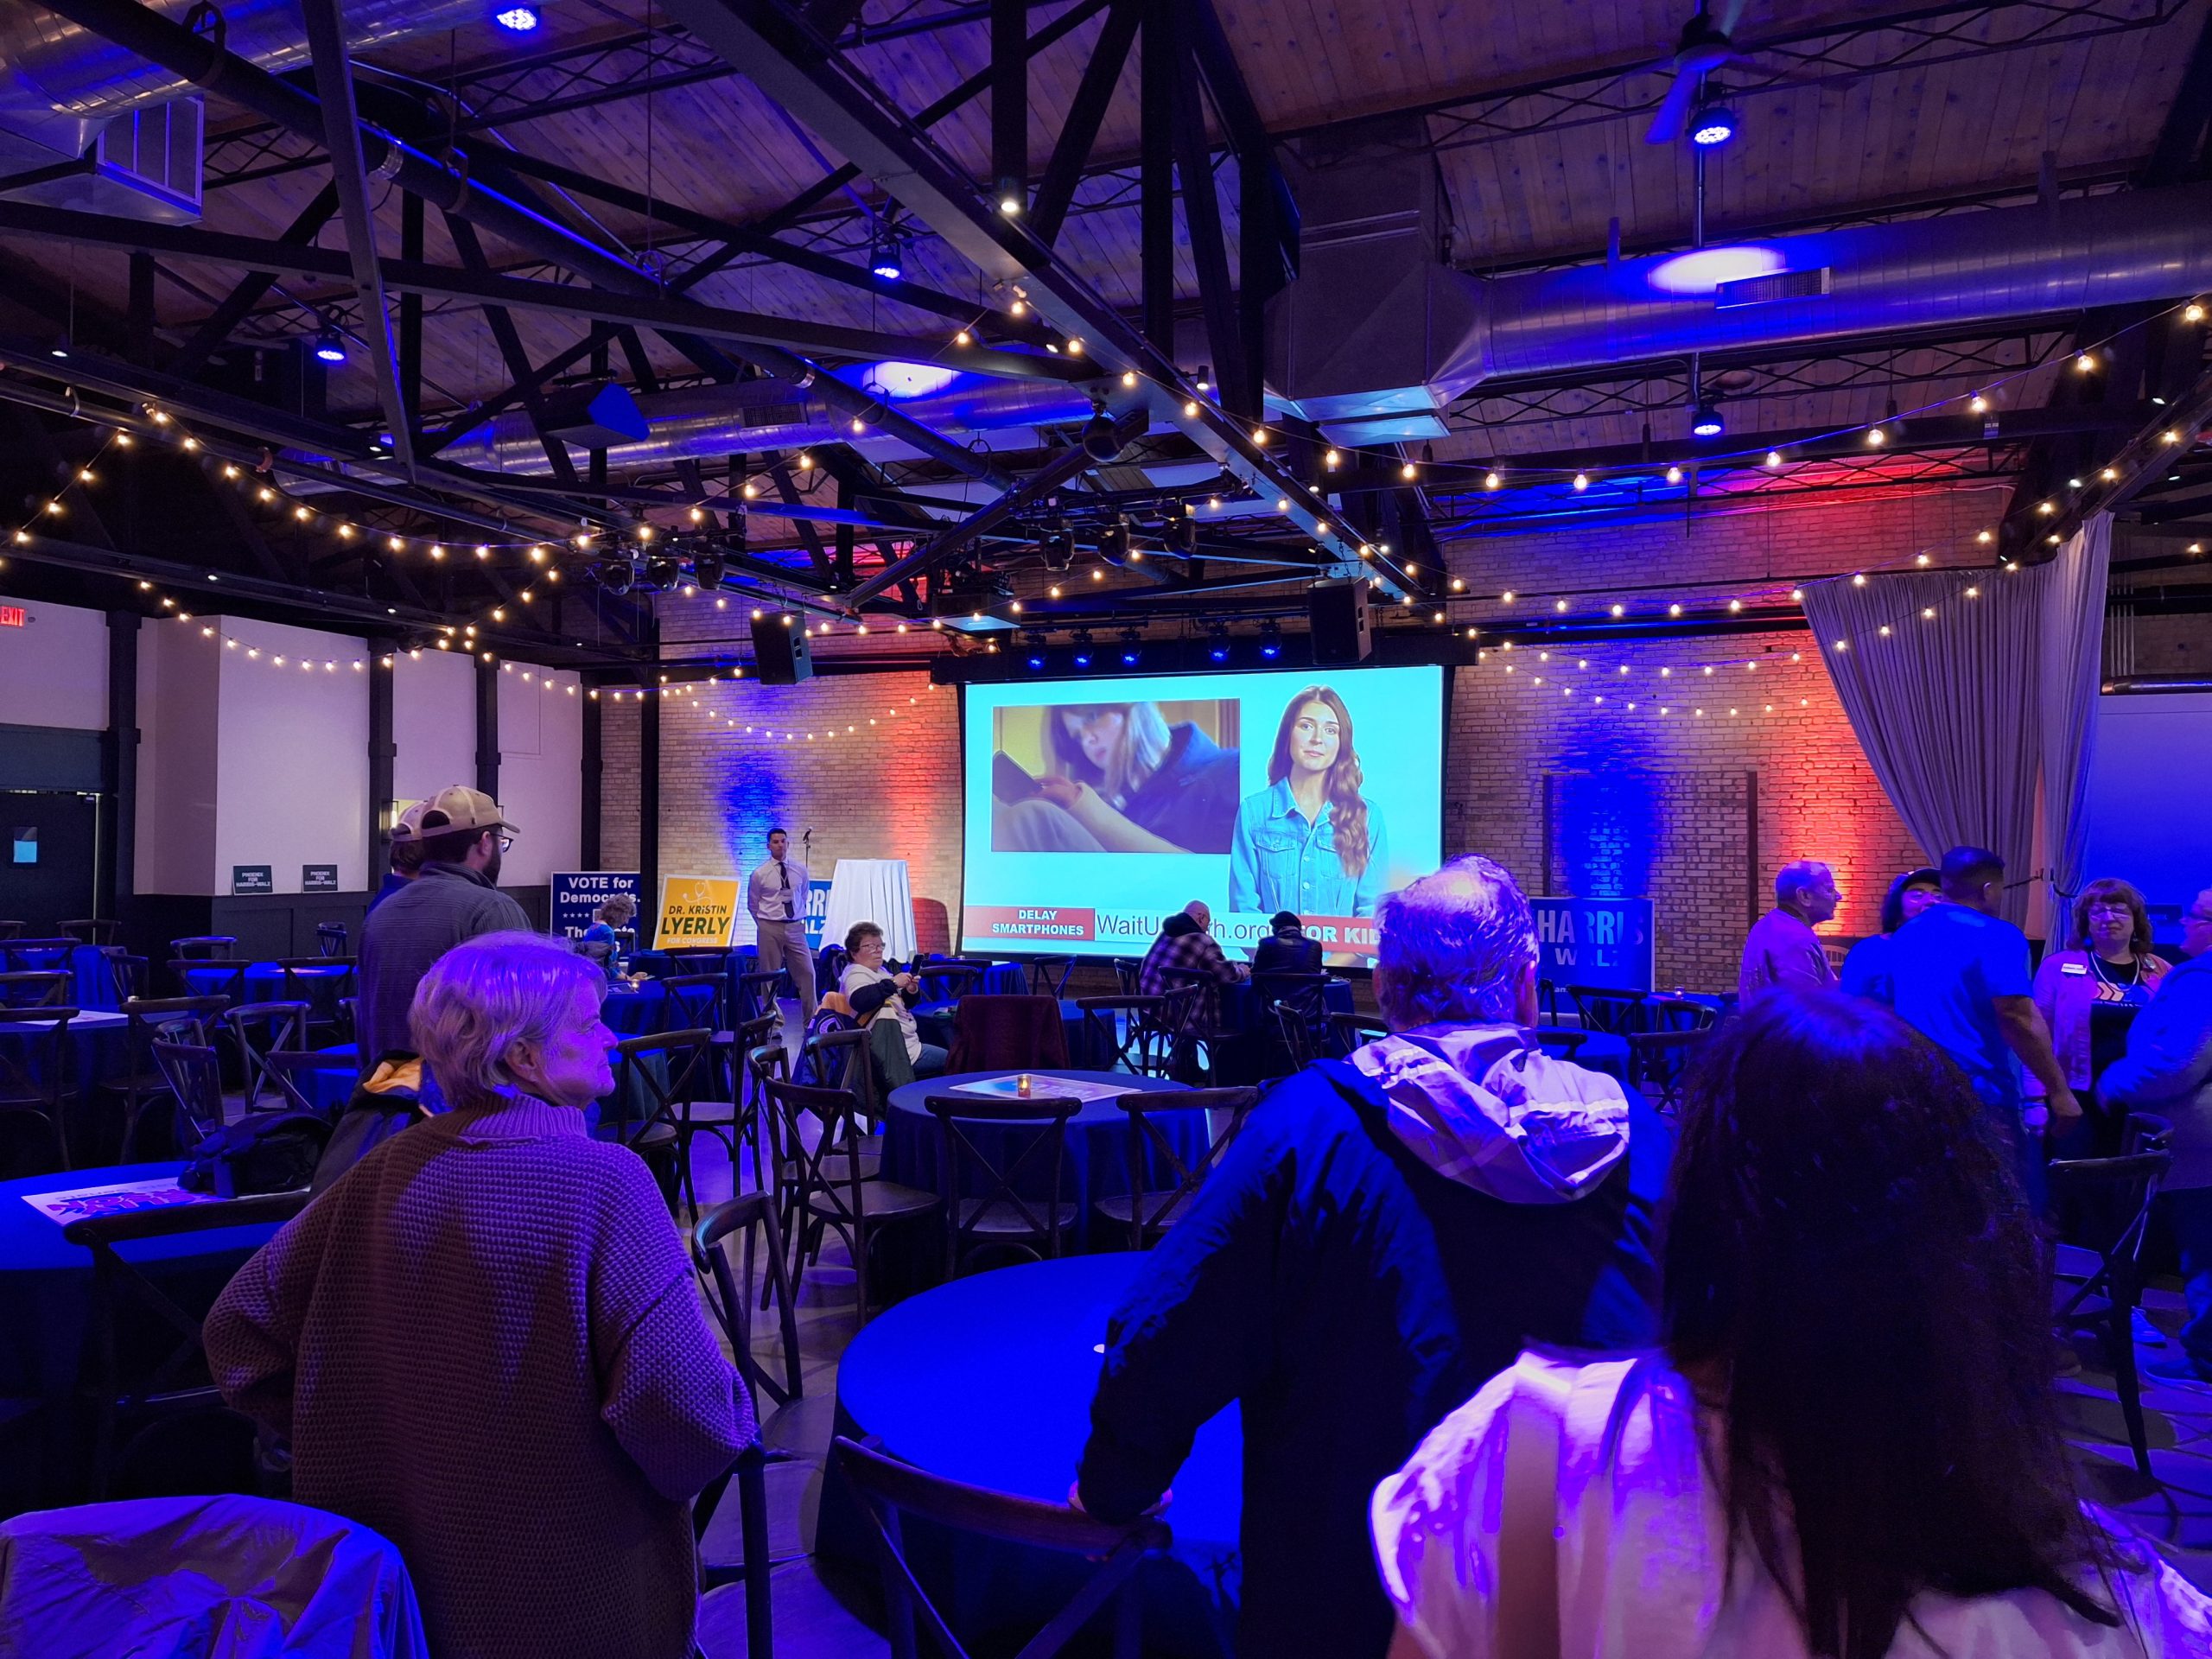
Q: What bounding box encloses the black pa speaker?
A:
[1307,579,1373,664]
[750,611,813,684]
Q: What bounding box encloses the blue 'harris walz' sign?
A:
[1534,898,1655,993]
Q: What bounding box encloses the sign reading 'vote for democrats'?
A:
[654,875,741,946]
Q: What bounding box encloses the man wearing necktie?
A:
[747,826,817,1021]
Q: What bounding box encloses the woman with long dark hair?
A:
[1837,865,1941,1005]
[1373,989,2209,1659]
[1228,685,1389,916]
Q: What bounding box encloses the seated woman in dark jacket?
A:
[837,921,946,1077]
[993,701,1240,854]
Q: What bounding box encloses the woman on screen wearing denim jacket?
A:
[1228,685,1389,918]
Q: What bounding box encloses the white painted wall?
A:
[494,662,582,886]
[2080,690,2212,934]
[135,619,219,894]
[392,647,477,820]
[209,618,372,893]
[0,597,109,730]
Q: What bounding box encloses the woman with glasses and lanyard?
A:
[2029,878,2171,1155]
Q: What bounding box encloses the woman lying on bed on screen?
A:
[993,701,1241,855]
[1228,684,1389,918]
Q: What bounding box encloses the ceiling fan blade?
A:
[1644,70,1699,146]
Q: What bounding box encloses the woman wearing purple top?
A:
[207,931,752,1659]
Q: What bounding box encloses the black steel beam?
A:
[0,200,1088,386]
[991,0,1027,208]
[467,144,1039,340]
[444,213,582,488]
[2037,362,2212,555]
[1139,0,1176,354]
[1032,0,1139,245]
[845,411,1143,605]
[654,0,1414,598]
[411,0,1109,463]
[298,0,415,475]
[1172,33,1244,411]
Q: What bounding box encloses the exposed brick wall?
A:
[594,491,1974,985]
[599,670,962,945]
[601,698,639,869]
[1445,629,1924,990]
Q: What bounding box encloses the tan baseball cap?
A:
[407,785,518,839]
[389,800,429,843]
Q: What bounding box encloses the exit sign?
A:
[0,606,23,627]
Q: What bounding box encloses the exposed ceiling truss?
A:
[0,0,2207,664]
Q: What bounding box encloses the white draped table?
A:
[818,857,916,961]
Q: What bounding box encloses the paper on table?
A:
[946,1074,1137,1104]
[22,1177,213,1224]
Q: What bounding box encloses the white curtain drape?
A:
[1802,516,2110,930]
[1802,564,2036,927]
[2037,518,2111,925]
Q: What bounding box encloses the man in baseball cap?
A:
[358,785,531,1066]
[367,799,430,914]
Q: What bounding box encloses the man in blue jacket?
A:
[1076,855,1669,1658]
[2104,884,2212,1384]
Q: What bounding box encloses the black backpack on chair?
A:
[311,1054,436,1195]
[179,1113,332,1197]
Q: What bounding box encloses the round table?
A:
[827,1253,1239,1657]
[0,1162,283,1399]
[883,1071,1207,1254]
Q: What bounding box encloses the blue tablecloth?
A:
[826,1253,1238,1657]
[1217,976,1355,1034]
[884,1071,1207,1255]
[68,945,118,1011]
[175,961,352,1025]
[0,1163,282,1400]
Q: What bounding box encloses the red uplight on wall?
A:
[0,606,25,628]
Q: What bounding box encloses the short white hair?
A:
[1374,855,1536,1029]
[410,931,599,1109]
[1775,860,1834,904]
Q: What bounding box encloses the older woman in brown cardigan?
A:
[207,931,752,1659]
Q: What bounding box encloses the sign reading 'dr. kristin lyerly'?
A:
[654,874,742,946]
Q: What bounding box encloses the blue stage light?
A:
[870,255,903,281]
[1260,642,1280,658]
[1689,102,1738,147]
[1209,644,1230,664]
[1122,649,1140,666]
[1690,401,1724,437]
[1648,244,1781,295]
[1072,651,1090,668]
[312,327,347,364]
[493,3,541,30]
[1027,653,1046,671]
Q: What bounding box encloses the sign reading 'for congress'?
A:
[654,874,741,947]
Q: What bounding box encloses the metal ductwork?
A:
[435,374,1105,475]
[1270,121,2212,445]
[0,0,481,219]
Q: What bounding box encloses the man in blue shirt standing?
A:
[1891,847,2079,1187]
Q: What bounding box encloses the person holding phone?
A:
[1229,685,1389,918]
[993,701,1239,854]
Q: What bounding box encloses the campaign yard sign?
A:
[552,871,642,941]
[1533,897,1655,993]
[654,874,742,947]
